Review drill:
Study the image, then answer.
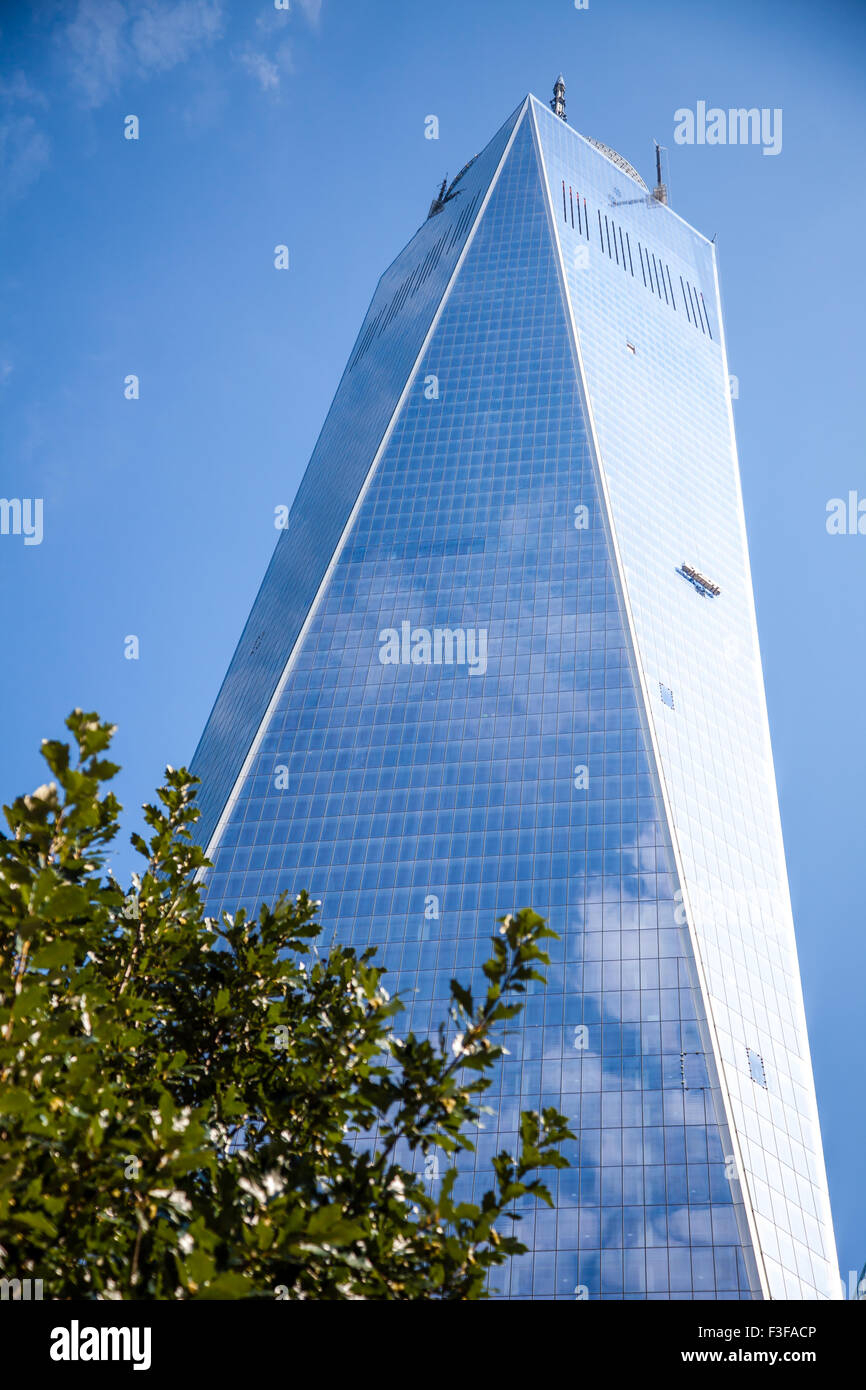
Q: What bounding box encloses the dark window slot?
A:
[350,322,372,368]
[625,230,634,275]
[448,201,469,248]
[700,292,713,340]
[392,282,408,316]
[689,282,705,333]
[429,236,446,274]
[569,186,575,228]
[692,285,705,332]
[455,194,477,245]
[416,259,429,290]
[680,275,692,323]
[653,253,668,303]
[638,243,647,287]
[397,267,421,317]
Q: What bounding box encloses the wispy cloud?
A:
[0,62,50,212]
[256,0,323,27]
[255,5,291,34]
[0,0,326,208]
[244,0,321,93]
[294,0,323,26]
[62,0,128,106]
[239,42,294,95]
[62,0,225,107]
[0,115,50,209]
[0,72,48,108]
[131,1,224,74]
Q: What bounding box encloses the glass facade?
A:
[531,98,838,1299]
[191,96,839,1300]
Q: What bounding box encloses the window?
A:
[681,1052,709,1089]
[747,1048,767,1087]
[659,683,675,709]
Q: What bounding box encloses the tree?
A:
[0,711,572,1300]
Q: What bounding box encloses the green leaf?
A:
[0,710,571,1300]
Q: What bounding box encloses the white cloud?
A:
[62,0,225,107]
[294,0,323,25]
[0,72,48,108]
[244,0,320,91]
[63,0,128,106]
[0,62,51,210]
[239,50,279,93]
[255,7,292,34]
[131,0,224,74]
[0,115,50,207]
[239,41,293,94]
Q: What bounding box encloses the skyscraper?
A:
[191,85,839,1300]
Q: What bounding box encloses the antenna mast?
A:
[652,141,668,205]
[550,75,567,123]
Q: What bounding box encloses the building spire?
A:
[651,140,669,205]
[550,74,567,123]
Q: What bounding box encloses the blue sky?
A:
[1,0,864,1289]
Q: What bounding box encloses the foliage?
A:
[0,711,571,1299]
